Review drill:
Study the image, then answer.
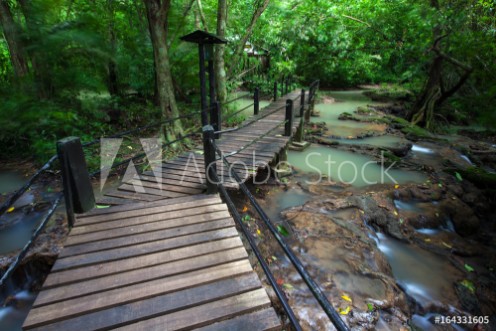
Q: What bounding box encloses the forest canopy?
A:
[0,0,495,160]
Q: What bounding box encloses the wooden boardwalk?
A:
[23,91,305,330]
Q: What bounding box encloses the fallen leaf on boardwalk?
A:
[424,238,431,242]
[394,184,400,189]
[339,306,351,315]
[464,264,474,272]
[341,294,352,302]
[442,241,452,249]
[242,206,248,212]
[96,205,111,209]
[367,303,374,312]
[271,255,278,261]
[393,210,398,216]
[276,278,284,286]
[7,207,14,213]
[256,229,261,236]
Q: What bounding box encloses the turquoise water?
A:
[288,145,426,187]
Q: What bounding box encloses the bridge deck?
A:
[23,91,305,330]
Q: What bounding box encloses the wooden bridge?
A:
[23,90,312,330]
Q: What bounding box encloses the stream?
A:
[253,90,492,330]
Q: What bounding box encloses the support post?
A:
[212,101,221,139]
[280,77,284,97]
[285,99,293,137]
[273,81,278,101]
[254,87,260,115]
[299,89,306,118]
[202,125,218,194]
[56,137,95,227]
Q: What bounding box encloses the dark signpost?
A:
[180,30,227,129]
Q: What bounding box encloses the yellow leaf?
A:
[7,207,14,213]
[441,241,452,249]
[393,210,398,216]
[339,306,351,315]
[242,206,248,212]
[394,184,400,189]
[257,229,261,235]
[341,294,352,302]
[424,238,431,242]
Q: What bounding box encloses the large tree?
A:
[0,0,29,78]
[214,0,227,103]
[143,0,184,141]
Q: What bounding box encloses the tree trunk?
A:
[0,0,29,78]
[143,0,184,141]
[18,0,53,99]
[196,0,209,32]
[408,56,443,129]
[214,0,227,104]
[107,0,119,96]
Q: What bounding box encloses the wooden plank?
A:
[74,196,222,226]
[61,217,233,255]
[118,183,187,198]
[127,178,204,195]
[52,227,239,271]
[71,203,228,235]
[114,288,272,331]
[43,237,244,287]
[27,273,263,331]
[193,308,281,331]
[103,189,164,202]
[78,194,215,219]
[36,247,249,307]
[23,260,255,329]
[142,170,205,184]
[138,174,206,189]
[94,196,137,206]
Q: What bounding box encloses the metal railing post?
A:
[285,99,293,136]
[254,87,260,115]
[56,137,95,227]
[300,89,306,117]
[273,81,278,101]
[202,125,218,194]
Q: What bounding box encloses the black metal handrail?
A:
[0,111,199,292]
[208,137,349,331]
[0,193,63,288]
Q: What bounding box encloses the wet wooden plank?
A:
[36,247,249,307]
[73,196,223,226]
[52,227,239,271]
[28,273,264,331]
[24,260,254,329]
[193,308,282,331]
[60,217,233,255]
[43,237,244,288]
[114,288,272,331]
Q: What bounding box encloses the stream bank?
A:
[234,89,496,330]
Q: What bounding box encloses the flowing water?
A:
[260,90,465,329]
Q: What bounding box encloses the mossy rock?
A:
[338,112,359,121]
[446,166,496,189]
[355,106,375,115]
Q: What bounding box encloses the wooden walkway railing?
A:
[22,90,309,331]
